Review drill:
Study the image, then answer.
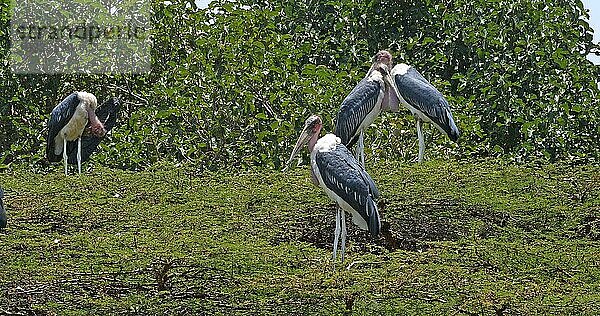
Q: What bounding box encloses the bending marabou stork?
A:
[334,50,401,168]
[285,115,381,262]
[0,187,6,229]
[46,92,119,175]
[388,63,460,162]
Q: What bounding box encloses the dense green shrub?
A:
[0,0,598,171]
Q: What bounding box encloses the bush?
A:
[0,0,598,171]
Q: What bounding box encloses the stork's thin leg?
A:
[333,208,341,261]
[340,210,347,262]
[357,130,365,168]
[77,137,82,174]
[63,138,68,176]
[416,118,425,163]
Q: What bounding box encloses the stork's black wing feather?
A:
[334,78,381,148]
[394,68,459,141]
[316,144,380,236]
[66,98,120,164]
[46,93,79,162]
[0,187,6,228]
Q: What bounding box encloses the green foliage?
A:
[264,0,600,162]
[0,0,599,170]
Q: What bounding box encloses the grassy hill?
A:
[0,160,598,315]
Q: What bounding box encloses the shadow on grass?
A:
[572,209,600,241]
[274,198,543,253]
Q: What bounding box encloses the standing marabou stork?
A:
[387,63,460,162]
[334,50,401,167]
[285,115,380,262]
[0,187,6,229]
[46,92,119,175]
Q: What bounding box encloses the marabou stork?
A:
[46,92,119,175]
[334,50,401,167]
[387,63,460,162]
[0,187,6,229]
[285,115,381,262]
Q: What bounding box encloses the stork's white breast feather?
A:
[52,92,98,156]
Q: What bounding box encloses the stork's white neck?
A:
[395,63,410,75]
[367,68,384,83]
[77,91,97,110]
[314,133,340,152]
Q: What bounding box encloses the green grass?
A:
[0,160,599,315]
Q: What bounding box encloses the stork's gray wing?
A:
[406,67,430,85]
[46,93,79,162]
[394,68,459,141]
[0,187,6,228]
[316,144,380,236]
[334,78,381,148]
[66,98,120,164]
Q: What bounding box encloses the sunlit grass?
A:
[0,160,598,315]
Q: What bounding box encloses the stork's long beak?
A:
[282,127,313,172]
[382,70,401,112]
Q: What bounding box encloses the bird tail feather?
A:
[366,195,380,237]
[46,138,63,162]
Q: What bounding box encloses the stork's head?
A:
[78,92,107,137]
[369,50,394,82]
[283,115,323,171]
[372,50,393,68]
[370,51,402,110]
[88,120,106,137]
